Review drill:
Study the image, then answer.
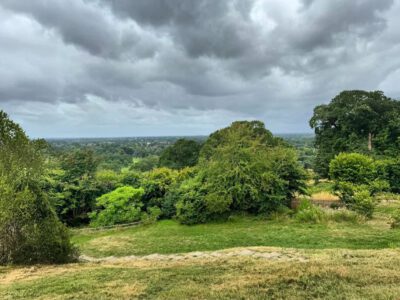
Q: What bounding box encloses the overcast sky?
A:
[1,0,400,138]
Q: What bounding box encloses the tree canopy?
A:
[176,121,306,224]
[159,139,201,169]
[0,111,75,264]
[310,90,400,177]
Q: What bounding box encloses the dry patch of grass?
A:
[85,235,136,253]
[310,192,339,202]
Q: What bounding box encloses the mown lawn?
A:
[1,248,400,299]
[72,201,400,258]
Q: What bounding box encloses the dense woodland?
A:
[1,90,400,265]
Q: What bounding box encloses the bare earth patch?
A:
[79,246,309,264]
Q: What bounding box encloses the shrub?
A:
[89,186,144,227]
[335,183,376,218]
[175,178,209,225]
[0,183,77,265]
[329,153,376,185]
[376,159,400,193]
[141,206,162,225]
[295,199,326,223]
[141,167,179,209]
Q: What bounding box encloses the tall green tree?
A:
[47,149,100,226]
[176,121,306,224]
[159,139,201,169]
[310,90,400,177]
[0,111,75,264]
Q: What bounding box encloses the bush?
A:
[0,184,77,265]
[335,182,376,218]
[175,178,209,225]
[141,167,179,209]
[295,199,326,223]
[141,206,162,225]
[89,186,144,227]
[329,153,376,185]
[376,159,400,193]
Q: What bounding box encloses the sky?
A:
[1,0,400,138]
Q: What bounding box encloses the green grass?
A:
[1,200,399,299]
[307,181,335,194]
[72,202,400,258]
[2,249,400,299]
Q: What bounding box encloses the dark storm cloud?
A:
[0,0,162,59]
[1,0,400,137]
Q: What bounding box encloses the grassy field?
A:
[1,248,400,299]
[72,202,400,258]
[1,199,399,299]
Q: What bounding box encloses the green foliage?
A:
[95,169,122,194]
[141,167,180,209]
[376,158,400,193]
[175,177,209,225]
[391,210,400,229]
[130,155,159,172]
[89,186,144,227]
[327,208,361,224]
[199,120,281,160]
[334,182,377,218]
[176,121,306,224]
[310,90,400,177]
[47,136,182,171]
[352,189,376,218]
[141,206,162,225]
[329,153,389,218]
[295,199,326,223]
[46,149,101,226]
[329,153,376,184]
[0,110,76,265]
[159,138,202,169]
[119,169,141,187]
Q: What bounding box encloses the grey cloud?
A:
[1,0,400,137]
[0,0,159,59]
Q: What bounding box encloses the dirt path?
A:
[79,247,309,263]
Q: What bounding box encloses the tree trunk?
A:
[368,132,372,151]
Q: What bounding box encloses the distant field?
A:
[72,200,400,258]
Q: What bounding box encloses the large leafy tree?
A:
[0,111,75,264]
[159,139,201,169]
[176,121,306,224]
[46,149,100,226]
[310,90,400,177]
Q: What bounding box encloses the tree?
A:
[89,186,144,227]
[176,121,306,224]
[329,153,376,185]
[46,149,100,226]
[159,139,202,169]
[310,90,400,177]
[130,155,159,172]
[140,167,180,210]
[0,111,76,264]
[329,153,389,218]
